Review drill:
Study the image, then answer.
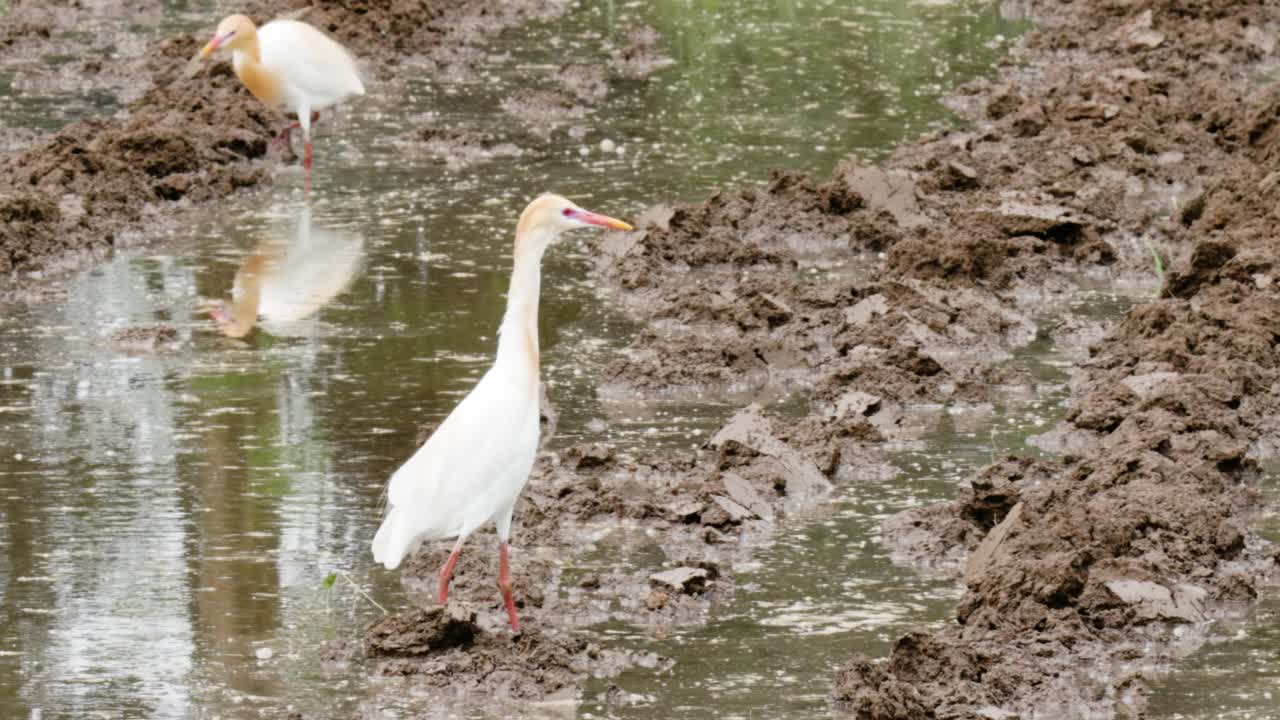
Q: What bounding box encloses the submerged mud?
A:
[5,0,1279,714]
[364,403,884,681]
[357,0,1280,711]
[828,1,1280,716]
[0,0,573,294]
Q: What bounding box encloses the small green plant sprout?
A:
[1148,245,1165,279]
[321,570,387,615]
[1141,237,1167,297]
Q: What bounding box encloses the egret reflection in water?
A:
[204,207,365,338]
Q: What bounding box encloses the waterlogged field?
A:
[0,0,1277,718]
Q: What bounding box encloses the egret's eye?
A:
[561,208,573,217]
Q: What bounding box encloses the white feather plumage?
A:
[369,194,632,631]
[203,14,365,169]
[253,20,365,113]
[372,339,541,569]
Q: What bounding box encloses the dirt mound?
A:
[0,0,577,288]
[609,25,675,79]
[402,126,528,170]
[832,0,1280,715]
[499,88,590,138]
[591,162,1042,401]
[110,322,179,352]
[362,603,664,700]
[0,77,273,277]
[842,292,1280,713]
[557,62,609,103]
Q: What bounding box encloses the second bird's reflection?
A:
[204,207,365,338]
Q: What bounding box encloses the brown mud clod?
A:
[0,0,578,295]
[827,0,1280,716]
[5,0,1280,714]
[362,603,668,700]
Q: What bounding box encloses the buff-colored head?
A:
[200,14,259,58]
[513,194,632,253]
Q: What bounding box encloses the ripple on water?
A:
[0,0,1031,718]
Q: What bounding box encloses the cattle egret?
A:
[204,208,365,338]
[371,194,633,631]
[199,14,365,171]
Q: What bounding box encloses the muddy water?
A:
[574,294,1129,718]
[0,1,1055,717]
[0,0,222,130]
[1145,464,1280,720]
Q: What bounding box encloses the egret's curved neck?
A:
[231,30,263,64]
[231,32,281,106]
[497,229,551,375]
[219,253,268,338]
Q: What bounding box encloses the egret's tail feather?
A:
[371,510,412,570]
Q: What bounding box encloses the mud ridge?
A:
[373,0,1280,710]
[828,1,1280,716]
[363,402,889,689]
[0,0,574,298]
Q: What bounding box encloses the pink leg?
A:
[274,112,319,150]
[437,538,464,605]
[498,541,520,632]
[276,114,317,137]
[302,112,319,169]
[273,123,297,148]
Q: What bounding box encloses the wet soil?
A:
[369,0,1280,712]
[7,0,1280,715]
[824,0,1280,716]
[394,402,871,628]
[607,25,675,80]
[402,126,529,171]
[0,0,573,297]
[361,602,669,701]
[399,18,671,158]
[109,322,179,352]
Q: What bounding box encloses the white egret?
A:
[371,194,633,631]
[199,14,365,171]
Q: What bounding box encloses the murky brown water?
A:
[1145,462,1280,720]
[0,0,222,129]
[2,1,1275,718]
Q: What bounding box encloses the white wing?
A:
[371,362,541,569]
[258,20,365,110]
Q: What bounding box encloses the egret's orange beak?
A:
[571,209,633,231]
[199,32,231,59]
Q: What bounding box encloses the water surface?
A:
[0,2,1158,718]
[1145,463,1280,720]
